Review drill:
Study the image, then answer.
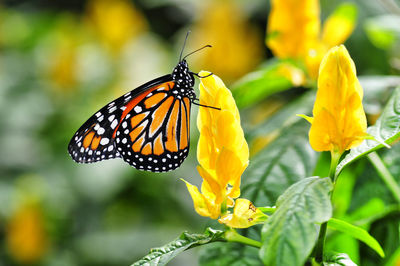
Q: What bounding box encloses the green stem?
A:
[329,150,342,183]
[315,150,342,263]
[258,206,276,214]
[224,228,262,248]
[368,152,400,204]
[315,222,328,263]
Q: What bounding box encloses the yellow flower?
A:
[6,203,48,263]
[219,198,268,228]
[267,0,357,79]
[267,0,320,59]
[300,45,367,153]
[191,1,263,83]
[276,63,306,87]
[183,72,265,228]
[321,3,358,48]
[85,0,147,54]
[46,18,81,91]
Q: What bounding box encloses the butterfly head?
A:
[172,60,195,88]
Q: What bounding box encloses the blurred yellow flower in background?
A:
[49,41,77,89]
[183,72,266,228]
[191,1,263,83]
[85,0,147,54]
[6,203,48,264]
[46,17,82,91]
[300,45,367,154]
[267,0,320,59]
[267,0,358,79]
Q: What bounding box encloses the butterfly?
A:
[68,33,217,172]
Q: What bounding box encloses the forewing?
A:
[68,99,124,163]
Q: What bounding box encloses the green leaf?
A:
[327,218,385,258]
[247,91,315,141]
[131,228,224,266]
[242,121,319,207]
[232,59,295,109]
[347,198,386,226]
[360,76,400,94]
[331,3,358,20]
[359,76,400,114]
[323,252,357,266]
[382,140,400,189]
[336,87,400,177]
[385,246,400,266]
[199,242,263,266]
[259,177,333,266]
[325,234,360,265]
[364,15,400,49]
[331,167,358,217]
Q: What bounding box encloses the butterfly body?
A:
[68,60,196,172]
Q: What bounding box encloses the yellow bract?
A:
[86,0,147,54]
[219,198,268,228]
[183,72,263,228]
[321,3,358,48]
[267,0,357,79]
[301,45,367,153]
[191,1,263,83]
[267,0,320,59]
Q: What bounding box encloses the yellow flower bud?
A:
[301,45,367,153]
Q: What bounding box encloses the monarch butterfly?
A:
[68,33,217,172]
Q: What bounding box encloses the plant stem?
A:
[315,150,342,263]
[224,228,262,248]
[315,222,328,263]
[368,152,400,204]
[329,150,341,183]
[258,206,276,214]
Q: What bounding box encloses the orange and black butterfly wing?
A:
[68,75,173,164]
[115,81,191,172]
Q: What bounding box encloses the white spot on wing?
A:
[111,119,118,129]
[97,127,105,135]
[109,106,117,113]
[100,138,109,145]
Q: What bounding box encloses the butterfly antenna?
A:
[179,31,191,62]
[192,101,221,110]
[191,98,221,110]
[182,45,212,61]
[190,71,213,78]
